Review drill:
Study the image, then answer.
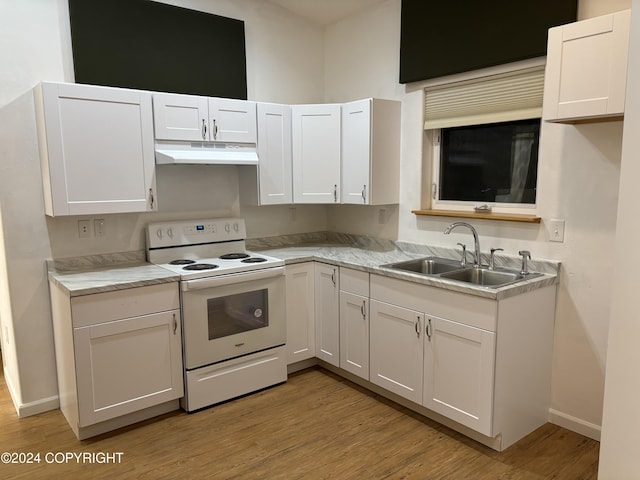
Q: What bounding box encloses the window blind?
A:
[424,66,545,130]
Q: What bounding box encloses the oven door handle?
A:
[181,266,285,291]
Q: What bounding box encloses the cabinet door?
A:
[39,82,156,216]
[74,310,183,427]
[209,98,257,143]
[341,99,371,204]
[257,103,292,204]
[339,291,369,380]
[423,315,495,436]
[369,299,423,404]
[543,10,630,122]
[315,263,340,367]
[153,92,209,141]
[285,263,315,364]
[292,104,341,203]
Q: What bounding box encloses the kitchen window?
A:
[432,119,540,209]
[424,64,544,215]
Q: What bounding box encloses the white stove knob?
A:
[167,228,173,238]
[225,224,231,233]
[156,228,163,239]
[233,223,239,232]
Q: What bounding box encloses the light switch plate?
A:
[94,219,105,237]
[548,219,565,242]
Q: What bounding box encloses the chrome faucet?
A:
[444,222,482,267]
[519,250,531,275]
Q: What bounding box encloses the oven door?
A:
[181,267,286,369]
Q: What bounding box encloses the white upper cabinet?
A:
[257,103,292,205]
[35,82,157,216]
[292,104,341,204]
[341,98,401,205]
[209,97,257,143]
[153,92,256,143]
[543,9,631,123]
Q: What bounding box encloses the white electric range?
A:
[146,218,287,412]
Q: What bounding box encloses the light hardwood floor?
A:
[0,365,599,479]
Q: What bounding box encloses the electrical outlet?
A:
[78,220,91,238]
[94,219,105,237]
[548,219,565,243]
[378,208,387,224]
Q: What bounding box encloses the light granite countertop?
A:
[248,233,560,301]
[48,251,179,297]
[47,234,559,300]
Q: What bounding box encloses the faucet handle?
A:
[457,243,467,267]
[489,248,503,270]
[518,250,531,275]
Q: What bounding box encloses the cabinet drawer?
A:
[339,267,369,296]
[71,282,179,328]
[370,274,496,331]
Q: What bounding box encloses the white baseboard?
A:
[548,408,601,441]
[18,395,59,418]
[3,365,59,418]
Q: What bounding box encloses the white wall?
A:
[599,0,640,476]
[324,0,629,438]
[0,0,327,415]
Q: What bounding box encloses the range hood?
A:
[155,141,259,165]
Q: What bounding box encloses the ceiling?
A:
[267,0,387,26]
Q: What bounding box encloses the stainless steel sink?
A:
[381,257,541,288]
[382,257,465,275]
[440,267,540,287]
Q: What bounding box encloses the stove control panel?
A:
[147,218,247,249]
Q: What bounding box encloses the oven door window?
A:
[207,289,269,340]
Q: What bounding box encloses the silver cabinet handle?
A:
[333,184,338,203]
[201,118,207,140]
[426,318,432,341]
[331,268,336,287]
[212,119,218,140]
[361,185,367,203]
[415,316,421,338]
[361,300,366,320]
[172,313,178,335]
[149,188,155,210]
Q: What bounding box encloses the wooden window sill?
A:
[412,209,541,224]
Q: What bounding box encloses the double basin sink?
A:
[381,257,540,288]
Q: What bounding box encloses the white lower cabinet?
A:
[49,281,183,439]
[339,268,370,380]
[283,263,555,450]
[423,315,495,436]
[369,273,555,450]
[370,300,423,404]
[285,262,316,364]
[74,309,183,426]
[314,263,340,366]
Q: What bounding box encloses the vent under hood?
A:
[155,141,258,165]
